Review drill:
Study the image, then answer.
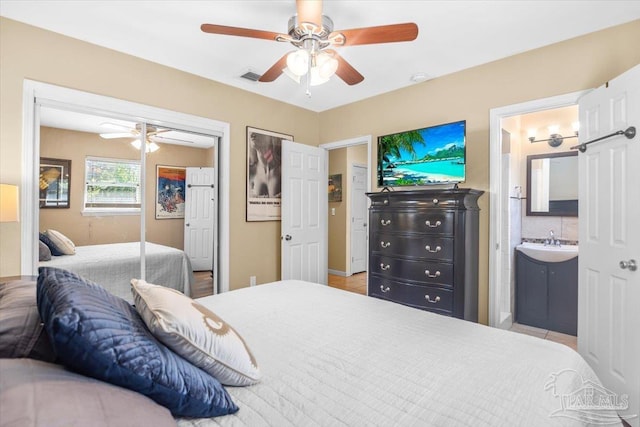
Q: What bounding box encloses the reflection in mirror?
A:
[526,151,578,216]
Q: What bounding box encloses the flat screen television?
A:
[377,120,466,187]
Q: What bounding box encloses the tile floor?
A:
[509,322,578,351]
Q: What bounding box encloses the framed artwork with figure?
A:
[156,165,186,219]
[246,126,293,222]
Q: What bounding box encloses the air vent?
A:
[240,71,261,82]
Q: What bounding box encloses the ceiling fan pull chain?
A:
[306,53,312,97]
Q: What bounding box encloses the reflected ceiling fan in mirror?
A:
[201,0,418,96]
[99,123,193,153]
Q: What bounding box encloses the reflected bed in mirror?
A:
[526,151,578,217]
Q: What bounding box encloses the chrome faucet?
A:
[545,230,561,246]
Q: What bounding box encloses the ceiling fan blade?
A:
[258,53,290,82]
[296,0,323,29]
[327,50,364,86]
[330,22,418,46]
[201,24,286,42]
[151,135,194,144]
[99,132,136,139]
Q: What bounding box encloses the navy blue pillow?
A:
[36,267,238,418]
[39,232,64,256]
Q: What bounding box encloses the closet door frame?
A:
[21,80,231,292]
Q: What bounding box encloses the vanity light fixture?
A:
[528,122,579,147]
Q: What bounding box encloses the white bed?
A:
[179,280,620,427]
[40,242,194,303]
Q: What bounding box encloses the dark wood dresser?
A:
[367,188,483,321]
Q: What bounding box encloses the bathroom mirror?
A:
[526,151,578,216]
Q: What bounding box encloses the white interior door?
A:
[578,64,639,425]
[184,167,216,275]
[350,164,367,274]
[281,141,327,284]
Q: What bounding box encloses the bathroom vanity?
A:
[515,243,578,336]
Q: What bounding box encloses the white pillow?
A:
[131,279,261,386]
[45,229,76,255]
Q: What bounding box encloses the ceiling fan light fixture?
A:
[309,66,330,86]
[315,52,338,79]
[283,67,302,83]
[286,50,310,76]
[131,139,160,153]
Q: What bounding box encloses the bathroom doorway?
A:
[501,106,579,349]
[488,91,588,347]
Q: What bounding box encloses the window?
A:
[84,157,141,214]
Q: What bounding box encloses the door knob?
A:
[619,259,637,271]
[185,223,190,227]
[283,234,292,241]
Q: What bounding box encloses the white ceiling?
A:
[2,1,640,113]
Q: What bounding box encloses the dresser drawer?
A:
[370,211,454,235]
[372,233,454,262]
[369,275,453,315]
[370,254,453,286]
[369,194,460,209]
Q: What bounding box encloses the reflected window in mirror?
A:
[526,151,578,217]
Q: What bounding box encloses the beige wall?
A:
[328,148,347,272]
[318,20,640,324]
[1,17,639,324]
[0,17,320,287]
[39,126,213,249]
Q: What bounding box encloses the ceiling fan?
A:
[201,0,418,91]
[99,123,193,153]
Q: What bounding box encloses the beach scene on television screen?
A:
[379,121,465,186]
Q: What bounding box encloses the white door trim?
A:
[20,80,231,293]
[488,90,589,328]
[319,135,372,284]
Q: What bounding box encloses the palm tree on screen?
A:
[378,130,425,186]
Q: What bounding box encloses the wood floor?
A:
[327,272,367,295]
[509,322,577,351]
[192,271,214,299]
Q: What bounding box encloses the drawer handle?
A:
[380,241,391,248]
[425,220,441,228]
[383,199,389,205]
[380,263,391,271]
[425,245,441,253]
[432,199,439,205]
[425,295,441,304]
[380,285,390,293]
[425,270,441,278]
[380,219,391,226]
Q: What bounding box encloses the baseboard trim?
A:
[328,269,347,277]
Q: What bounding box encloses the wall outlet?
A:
[250,276,256,286]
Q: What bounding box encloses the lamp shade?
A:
[0,184,19,222]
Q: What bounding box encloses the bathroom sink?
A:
[516,242,578,263]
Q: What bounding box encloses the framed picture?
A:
[156,165,186,219]
[246,126,293,221]
[39,157,71,208]
[328,174,342,202]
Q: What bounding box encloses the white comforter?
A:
[40,242,193,302]
[179,281,619,427]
